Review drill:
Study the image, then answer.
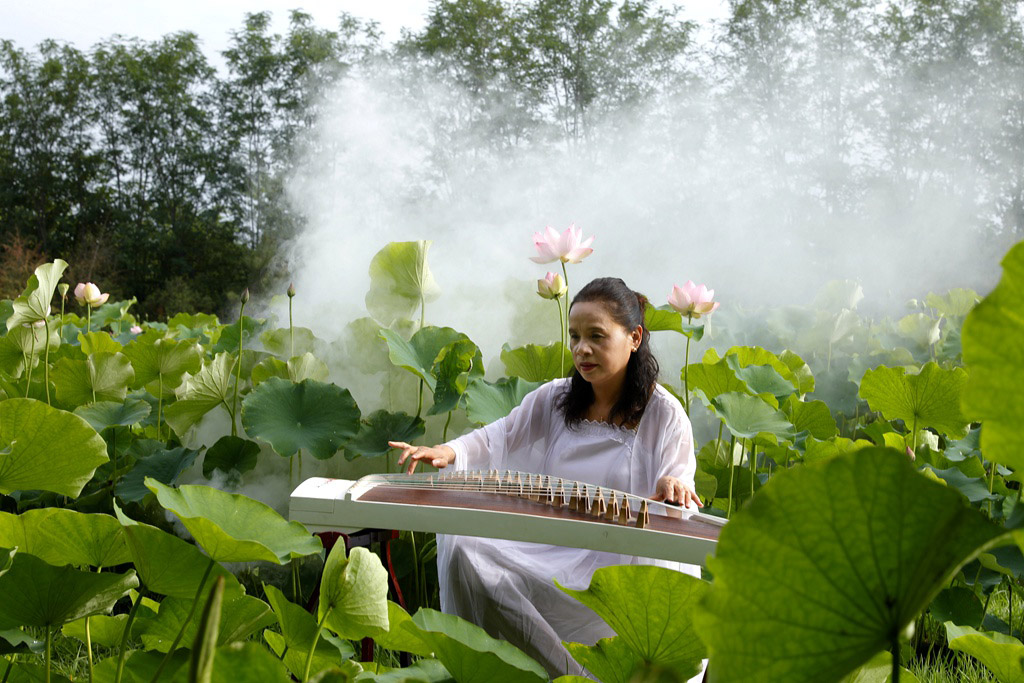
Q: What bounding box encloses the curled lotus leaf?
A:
[319,545,389,640]
[365,240,441,326]
[6,259,67,329]
[860,362,969,439]
[0,508,130,568]
[122,334,202,391]
[465,377,543,425]
[500,342,571,382]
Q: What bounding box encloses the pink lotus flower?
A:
[668,281,720,318]
[530,224,594,264]
[537,272,567,300]
[74,282,109,308]
[130,325,143,335]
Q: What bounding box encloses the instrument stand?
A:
[305,528,412,668]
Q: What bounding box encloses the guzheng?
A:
[289,470,725,566]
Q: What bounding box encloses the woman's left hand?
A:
[652,476,703,508]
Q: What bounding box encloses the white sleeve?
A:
[638,388,697,493]
[442,380,561,472]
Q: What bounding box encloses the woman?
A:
[389,277,703,679]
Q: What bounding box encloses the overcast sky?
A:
[5,1,730,59]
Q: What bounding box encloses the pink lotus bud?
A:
[529,223,595,264]
[130,325,143,335]
[241,288,250,305]
[668,281,721,319]
[75,282,109,308]
[536,272,567,300]
[58,283,69,298]
[287,283,296,298]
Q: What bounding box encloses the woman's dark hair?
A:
[557,277,659,429]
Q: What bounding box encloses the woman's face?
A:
[568,301,642,395]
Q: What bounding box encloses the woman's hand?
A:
[651,476,703,508]
[389,442,456,474]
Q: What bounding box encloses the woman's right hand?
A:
[389,442,456,474]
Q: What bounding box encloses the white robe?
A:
[440,378,706,680]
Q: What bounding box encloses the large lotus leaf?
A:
[405,608,547,683]
[708,346,810,394]
[0,398,107,496]
[115,446,200,503]
[860,362,969,439]
[926,289,979,319]
[251,357,289,385]
[164,352,235,437]
[5,324,61,362]
[780,350,815,394]
[241,377,360,459]
[429,338,479,415]
[962,242,1024,470]
[79,331,123,355]
[381,326,472,389]
[113,503,240,599]
[74,398,151,432]
[63,613,129,647]
[212,315,267,354]
[930,587,984,627]
[898,313,941,349]
[344,410,425,460]
[465,377,543,425]
[358,659,452,682]
[52,351,135,406]
[687,357,747,406]
[122,335,202,390]
[710,391,795,441]
[563,636,644,683]
[373,601,435,657]
[136,592,275,652]
[168,641,291,683]
[203,435,261,477]
[0,551,137,629]
[168,311,219,332]
[263,584,354,678]
[92,650,189,683]
[288,352,330,383]
[319,545,389,640]
[644,304,705,340]
[365,241,441,326]
[0,628,43,655]
[695,447,1007,683]
[6,664,73,683]
[944,623,1024,682]
[725,355,796,402]
[559,565,707,679]
[804,436,873,463]
[0,508,130,568]
[815,280,864,312]
[6,259,66,329]
[146,478,322,564]
[342,317,392,374]
[783,396,837,439]
[261,326,320,358]
[500,342,572,382]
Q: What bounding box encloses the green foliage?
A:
[944,623,1024,682]
[202,435,261,477]
[860,362,970,439]
[0,508,130,568]
[366,241,441,326]
[500,342,571,382]
[465,377,543,425]
[345,410,425,460]
[319,544,390,640]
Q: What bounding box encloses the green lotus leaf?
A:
[203,435,260,477]
[0,628,43,655]
[381,326,474,389]
[930,587,984,627]
[780,350,815,394]
[559,565,707,680]
[93,650,189,683]
[372,601,435,657]
[926,466,1000,504]
[319,545,389,640]
[726,355,796,402]
[687,357,747,406]
[5,323,61,362]
[113,502,240,599]
[261,326,320,358]
[342,317,393,374]
[926,289,979,319]
[710,392,795,441]
[168,641,291,683]
[168,311,220,332]
[63,613,130,647]
[358,659,452,682]
[251,357,288,385]
[263,584,354,678]
[644,304,705,340]
[860,362,969,439]
[0,398,108,497]
[122,335,202,390]
[135,591,274,652]
[6,259,67,329]
[365,241,441,326]
[429,338,479,415]
[6,663,73,683]
[695,448,1006,683]
[563,637,644,683]
[146,478,322,564]
[212,315,267,353]
[815,280,864,312]
[164,352,235,438]
[0,550,137,629]
[500,342,571,382]
[79,330,123,355]
[288,352,330,383]
[945,623,1024,682]
[344,410,425,460]
[0,508,130,568]
[52,351,135,406]
[405,608,547,683]
[962,241,1024,470]
[241,377,361,459]
[465,377,543,425]
[74,398,151,432]
[708,346,811,394]
[115,446,200,503]
[838,650,918,683]
[782,396,837,439]
[898,313,941,349]
[803,436,872,463]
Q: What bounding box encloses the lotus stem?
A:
[416,294,426,418]
[25,328,36,397]
[749,438,756,500]
[231,300,246,438]
[87,306,92,334]
[988,463,997,517]
[115,591,142,683]
[289,293,294,358]
[416,379,424,419]
[302,608,331,682]
[411,531,421,608]
[556,297,565,377]
[683,313,693,416]
[727,435,737,518]
[291,559,301,603]
[43,317,51,405]
[891,633,900,683]
[715,421,724,469]
[157,374,164,441]
[560,261,570,338]
[86,615,94,683]
[2,657,13,683]
[150,558,215,683]
[443,410,453,442]
[44,625,51,683]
